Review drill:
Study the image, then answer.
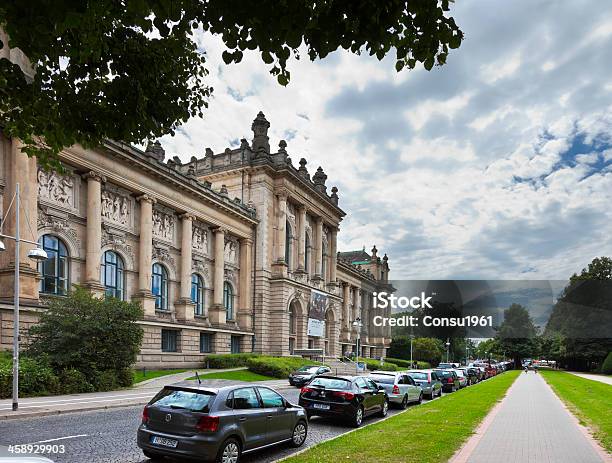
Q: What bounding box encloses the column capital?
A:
[179,212,195,221]
[212,226,228,235]
[297,203,307,213]
[136,194,156,204]
[239,236,254,246]
[82,170,106,183]
[276,188,290,201]
[315,216,324,225]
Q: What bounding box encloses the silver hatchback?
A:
[137,384,308,463]
[369,371,422,408]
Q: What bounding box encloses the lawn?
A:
[132,369,188,384]
[187,369,274,382]
[281,370,520,463]
[541,369,612,452]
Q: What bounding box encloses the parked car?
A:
[138,384,307,463]
[406,370,443,399]
[288,365,331,387]
[457,367,479,385]
[436,362,459,369]
[433,369,461,392]
[299,375,388,427]
[453,369,468,388]
[369,371,422,408]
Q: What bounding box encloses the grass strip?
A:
[132,369,187,384]
[541,369,612,452]
[187,369,275,382]
[282,370,520,463]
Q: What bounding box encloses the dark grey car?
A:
[137,384,308,463]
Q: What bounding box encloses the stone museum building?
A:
[0,112,392,368]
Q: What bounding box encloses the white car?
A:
[452,369,468,388]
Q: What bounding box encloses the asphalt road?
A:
[0,388,440,463]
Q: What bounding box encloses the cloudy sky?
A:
[159,0,612,280]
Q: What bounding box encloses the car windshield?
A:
[308,377,351,390]
[150,388,215,412]
[408,372,428,380]
[437,363,453,369]
[455,370,465,377]
[370,374,396,384]
[297,366,319,373]
[436,371,451,378]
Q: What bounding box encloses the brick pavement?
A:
[466,372,607,463]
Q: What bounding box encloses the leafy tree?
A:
[601,352,612,375]
[497,303,537,369]
[28,287,144,385]
[545,256,612,371]
[388,336,444,366]
[475,338,503,360]
[0,1,463,168]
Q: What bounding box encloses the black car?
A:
[433,369,461,392]
[459,367,480,385]
[137,384,308,463]
[298,375,388,427]
[288,365,331,387]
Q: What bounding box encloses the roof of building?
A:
[338,249,372,264]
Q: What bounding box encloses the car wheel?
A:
[417,392,423,404]
[216,438,241,463]
[400,394,409,409]
[438,388,443,397]
[379,399,389,417]
[353,406,364,427]
[142,450,162,461]
[291,421,308,447]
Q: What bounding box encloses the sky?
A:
[158,0,612,280]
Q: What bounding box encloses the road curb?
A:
[0,401,147,421]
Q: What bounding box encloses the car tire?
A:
[417,392,423,404]
[438,388,443,397]
[290,421,308,448]
[216,438,241,463]
[142,450,162,461]
[426,392,433,400]
[353,406,364,427]
[379,399,389,417]
[400,394,409,409]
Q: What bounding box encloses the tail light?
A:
[392,385,400,394]
[141,406,149,424]
[332,391,355,400]
[447,377,454,383]
[301,387,313,394]
[196,416,219,433]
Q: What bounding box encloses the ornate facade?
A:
[0,113,392,368]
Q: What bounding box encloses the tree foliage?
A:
[497,303,538,368]
[0,1,463,168]
[27,287,144,380]
[388,336,444,366]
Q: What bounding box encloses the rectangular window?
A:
[231,336,241,354]
[200,333,212,353]
[161,329,178,352]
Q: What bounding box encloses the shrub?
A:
[92,370,119,392]
[602,352,612,374]
[247,356,321,378]
[363,358,398,371]
[116,368,134,387]
[385,357,431,369]
[204,353,261,369]
[0,355,61,399]
[59,369,94,394]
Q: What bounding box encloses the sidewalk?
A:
[568,371,612,386]
[456,372,608,463]
[0,368,293,420]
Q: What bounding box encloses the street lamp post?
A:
[0,183,47,411]
[353,318,362,373]
[445,339,450,363]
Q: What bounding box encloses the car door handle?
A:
[239,417,247,422]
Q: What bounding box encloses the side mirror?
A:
[377,385,385,391]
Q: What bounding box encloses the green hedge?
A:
[602,352,612,374]
[204,353,261,369]
[385,357,431,369]
[362,358,398,371]
[247,356,322,378]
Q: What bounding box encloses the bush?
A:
[116,368,134,387]
[361,358,398,371]
[247,356,321,378]
[0,355,61,399]
[385,357,431,369]
[602,352,612,374]
[92,370,119,391]
[204,353,261,369]
[59,369,94,394]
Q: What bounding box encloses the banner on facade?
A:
[307,290,327,337]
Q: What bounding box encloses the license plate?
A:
[151,436,178,448]
[313,403,330,410]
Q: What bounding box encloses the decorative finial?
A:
[313,166,328,193]
[371,245,378,258]
[251,111,271,154]
[331,186,339,205]
[219,185,229,197]
[205,147,214,157]
[145,140,165,162]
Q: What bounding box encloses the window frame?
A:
[223,281,234,320]
[199,332,212,353]
[161,329,178,352]
[152,263,168,310]
[191,273,205,316]
[101,250,125,300]
[38,234,69,296]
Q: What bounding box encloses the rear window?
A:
[370,374,396,384]
[437,363,453,369]
[408,372,428,380]
[297,366,319,373]
[436,371,451,378]
[150,388,215,412]
[309,377,351,390]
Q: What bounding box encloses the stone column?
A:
[0,138,39,303]
[314,217,323,279]
[209,227,226,325]
[329,227,338,284]
[341,282,351,340]
[134,194,156,316]
[83,171,106,296]
[175,213,195,321]
[352,287,361,336]
[273,191,288,276]
[296,205,306,271]
[238,237,253,330]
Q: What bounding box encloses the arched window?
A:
[101,251,124,300]
[223,282,234,320]
[304,233,311,273]
[191,273,205,316]
[151,263,168,310]
[289,305,296,335]
[285,219,292,268]
[38,235,69,295]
